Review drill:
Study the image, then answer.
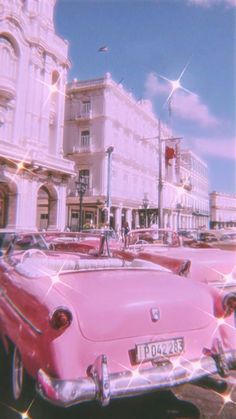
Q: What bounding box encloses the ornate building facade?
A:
[64,74,210,231]
[0,1,210,233]
[64,74,159,230]
[210,191,236,229]
[0,0,74,231]
[177,150,210,229]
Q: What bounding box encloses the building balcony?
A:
[72,145,91,154]
[192,210,209,217]
[181,206,194,214]
[74,110,92,121]
[178,179,192,191]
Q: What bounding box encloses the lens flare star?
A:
[4,151,38,182]
[0,397,35,419]
[217,386,236,416]
[28,256,88,303]
[158,60,195,108]
[211,265,236,290]
[36,73,67,110]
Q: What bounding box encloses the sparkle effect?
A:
[211,265,236,290]
[36,73,67,110]
[217,385,236,416]
[32,261,78,301]
[0,397,35,418]
[159,60,194,107]
[4,152,38,182]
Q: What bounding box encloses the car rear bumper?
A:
[37,349,236,407]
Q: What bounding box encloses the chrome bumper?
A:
[37,350,236,407]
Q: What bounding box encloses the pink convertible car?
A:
[0,231,235,409]
[126,228,236,290]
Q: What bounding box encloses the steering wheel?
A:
[133,239,149,252]
[49,243,56,251]
[20,249,47,264]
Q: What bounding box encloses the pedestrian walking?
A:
[123,221,130,248]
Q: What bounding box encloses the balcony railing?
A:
[68,188,94,197]
[74,110,92,121]
[178,179,192,191]
[192,210,209,216]
[72,145,91,154]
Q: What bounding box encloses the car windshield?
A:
[82,228,118,240]
[0,232,49,256]
[127,228,180,247]
[220,233,236,241]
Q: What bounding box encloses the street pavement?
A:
[0,373,236,419]
[174,372,236,419]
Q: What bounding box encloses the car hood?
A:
[56,268,215,342]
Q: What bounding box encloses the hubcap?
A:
[12,347,23,400]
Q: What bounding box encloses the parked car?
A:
[43,229,121,255]
[0,231,236,410]
[209,231,236,251]
[127,228,181,249]
[180,229,236,251]
[126,228,236,290]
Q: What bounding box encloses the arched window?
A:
[0,35,18,141]
[0,35,18,81]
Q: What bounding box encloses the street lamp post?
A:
[142,195,149,228]
[176,203,182,231]
[106,146,114,227]
[75,176,87,231]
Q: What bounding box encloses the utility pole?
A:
[157,119,182,229]
[140,124,182,230]
[158,119,163,229]
[106,146,114,226]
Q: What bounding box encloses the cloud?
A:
[187,0,236,7]
[171,91,219,127]
[192,136,236,160]
[145,72,219,127]
[145,72,169,97]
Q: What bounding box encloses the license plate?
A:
[135,337,184,363]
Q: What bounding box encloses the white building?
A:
[64,74,209,231]
[210,191,236,229]
[64,74,160,230]
[0,2,211,233]
[177,150,210,229]
[0,0,74,231]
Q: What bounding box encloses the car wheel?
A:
[6,345,35,410]
[12,346,25,400]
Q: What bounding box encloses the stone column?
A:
[56,184,67,231]
[126,209,132,227]
[134,210,140,228]
[47,198,58,231]
[114,206,122,232]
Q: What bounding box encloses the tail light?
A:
[50,308,72,330]
[222,293,236,317]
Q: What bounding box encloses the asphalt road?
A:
[1,374,236,419]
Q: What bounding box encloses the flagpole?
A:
[158,118,163,229]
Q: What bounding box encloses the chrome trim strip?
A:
[37,350,236,407]
[0,286,42,335]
